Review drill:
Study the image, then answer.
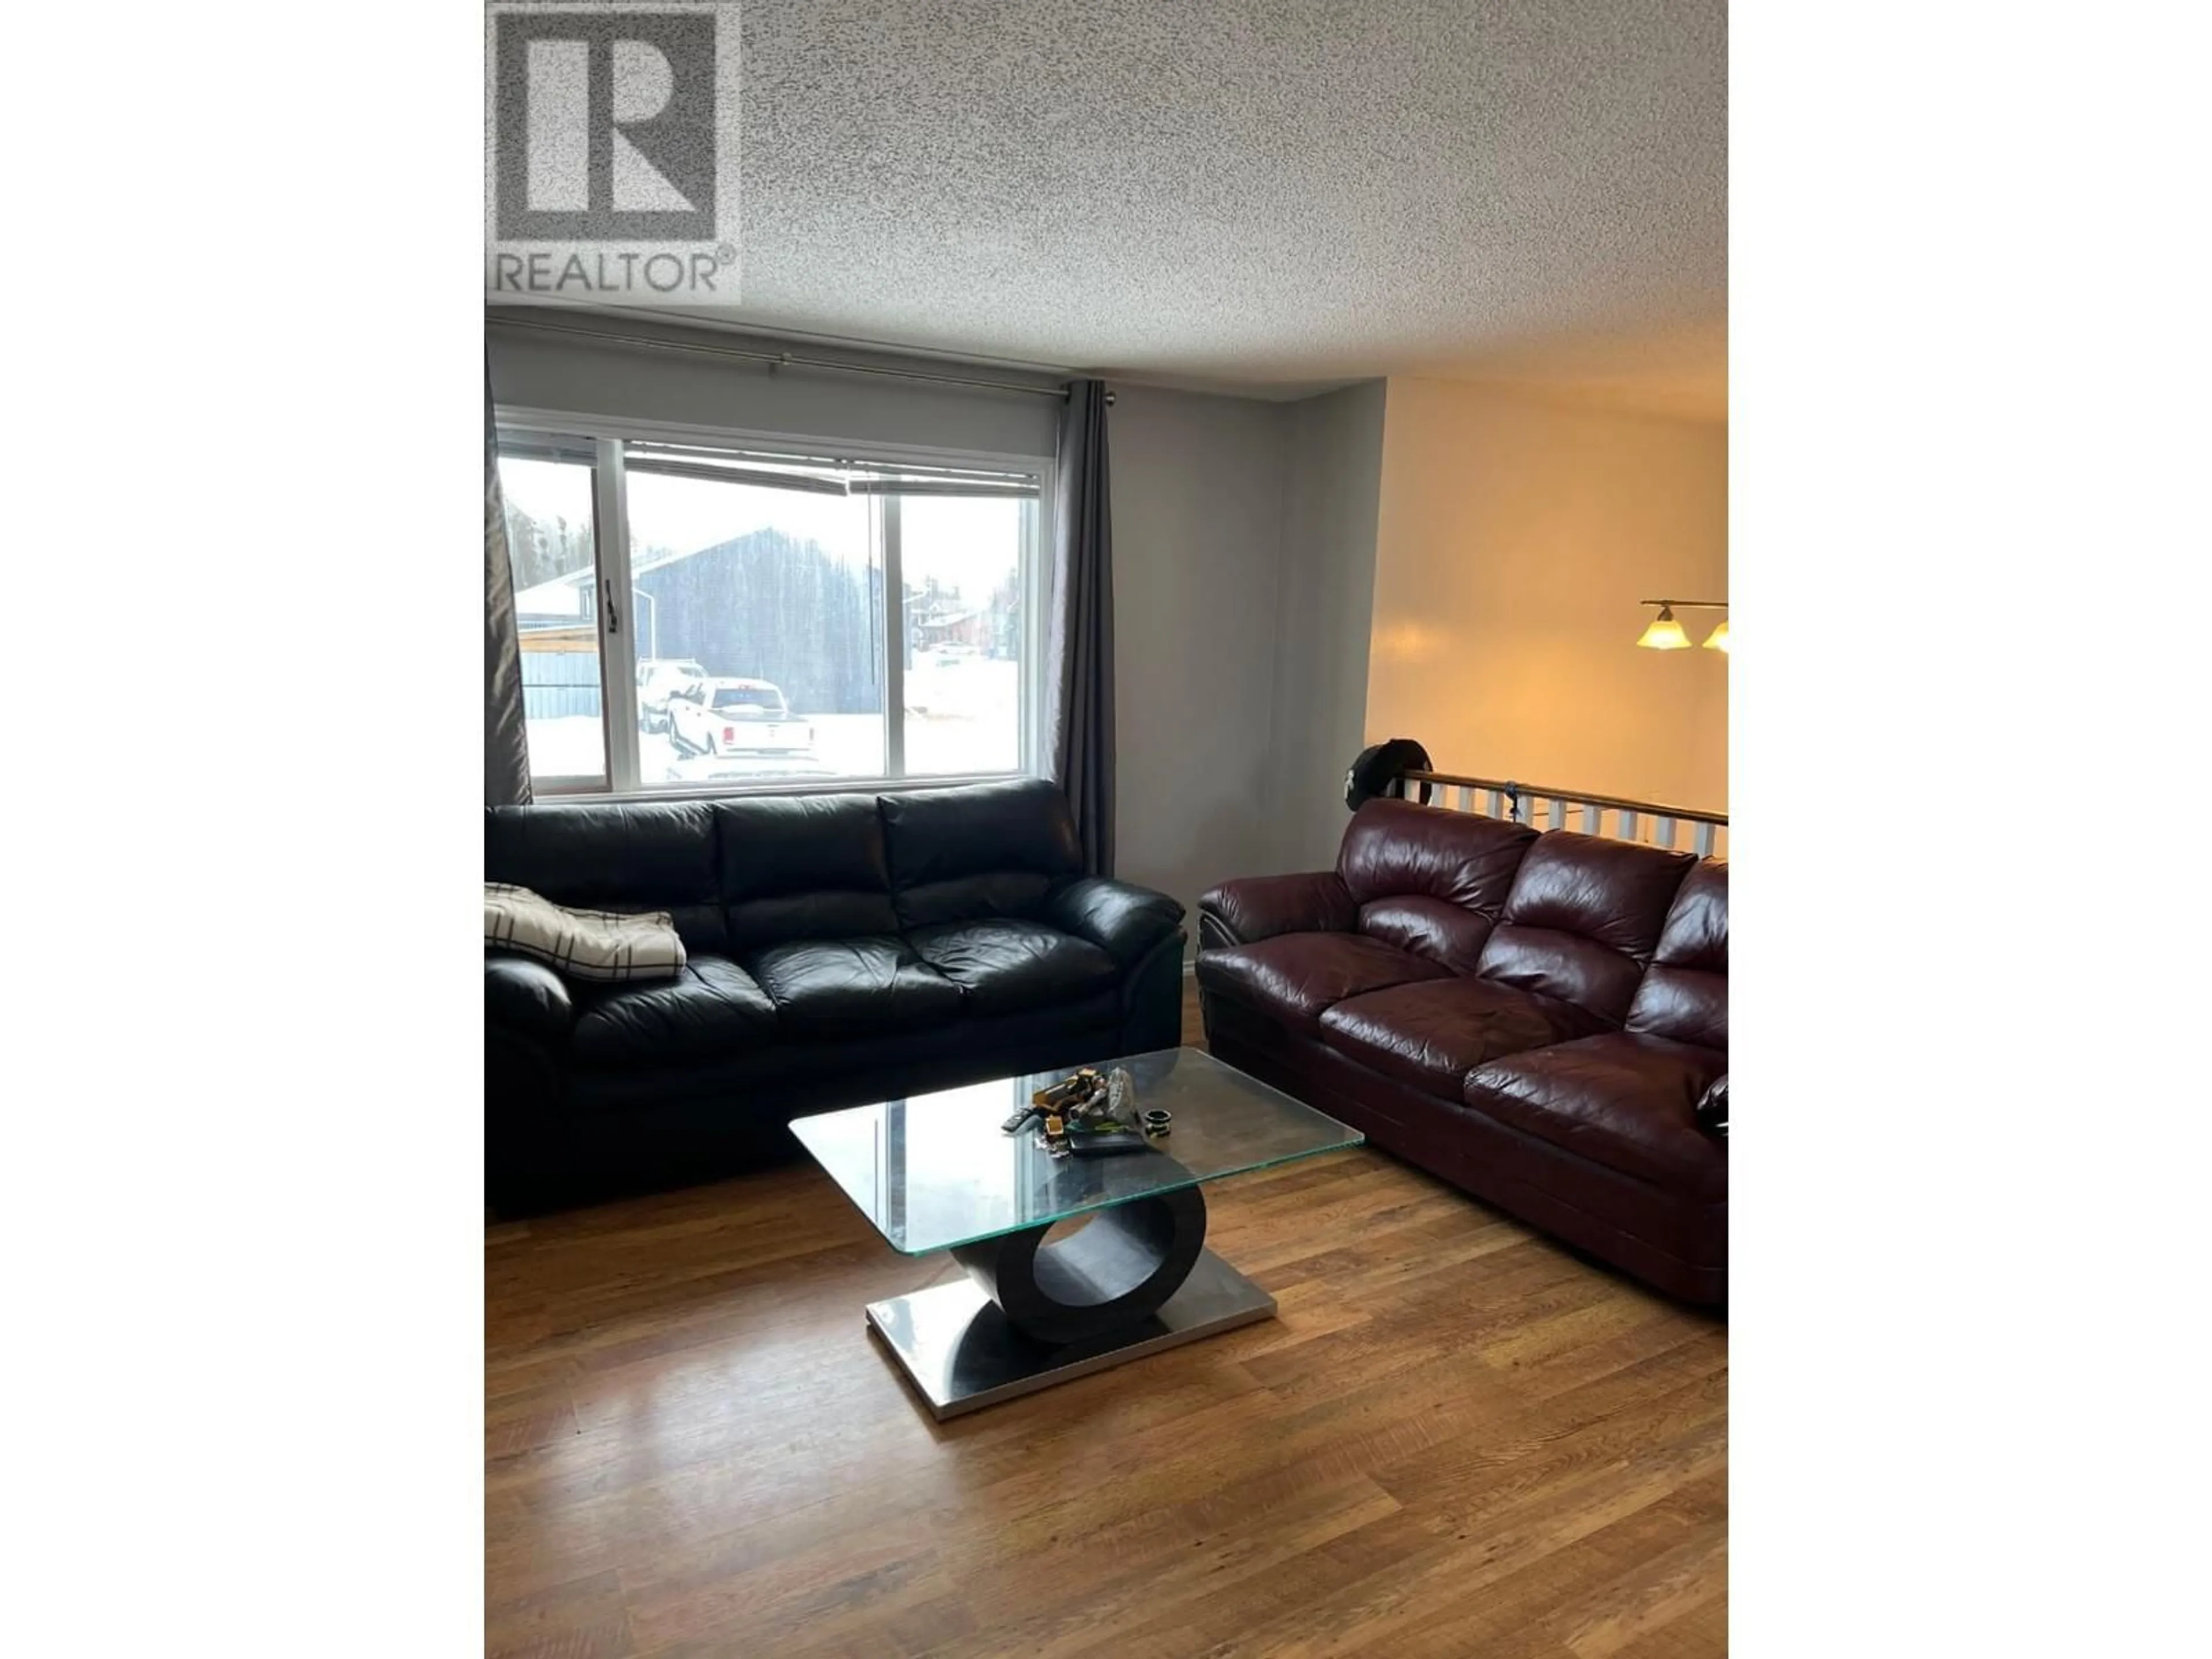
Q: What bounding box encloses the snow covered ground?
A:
[525,660,1021,787]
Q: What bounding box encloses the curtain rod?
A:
[488,315,1112,404]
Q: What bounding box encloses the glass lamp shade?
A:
[1636,608,1692,650]
[1702,619,1730,653]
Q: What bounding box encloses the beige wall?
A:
[1368,378,1729,812]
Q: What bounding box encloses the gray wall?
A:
[1107,385,1293,941]
[1267,382,1387,872]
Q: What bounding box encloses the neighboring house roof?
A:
[515,577,587,615]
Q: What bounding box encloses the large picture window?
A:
[494,418,1047,795]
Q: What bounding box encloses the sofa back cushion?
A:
[1627,859,1728,1049]
[484,801,727,954]
[881,778,1084,927]
[713,793,897,949]
[1476,832,1695,1025]
[1338,800,1537,974]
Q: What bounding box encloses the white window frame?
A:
[495,406,1057,801]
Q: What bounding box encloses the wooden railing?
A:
[1391,769,1729,861]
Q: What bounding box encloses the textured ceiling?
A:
[535,0,1728,414]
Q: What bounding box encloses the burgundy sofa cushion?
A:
[1465,1032,1728,1198]
[1195,933,1450,1032]
[1338,801,1539,974]
[1319,978,1609,1100]
[1339,800,1537,908]
[1353,896,1491,978]
[1202,995,1726,1305]
[1475,832,1696,1025]
[1627,860,1729,1049]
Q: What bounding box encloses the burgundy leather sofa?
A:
[1196,800,1727,1304]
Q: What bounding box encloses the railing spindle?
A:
[1484,787,1504,819]
[1695,822,1717,858]
[1656,816,1677,850]
[1456,785,1474,813]
[1618,809,1639,841]
[1547,797,1565,831]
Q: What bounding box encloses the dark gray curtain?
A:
[1047,380,1115,875]
[486,363,532,806]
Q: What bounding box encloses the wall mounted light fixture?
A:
[1637,599,1729,653]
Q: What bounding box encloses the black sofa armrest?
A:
[1198,872,1359,950]
[486,953,575,1048]
[1039,877,1185,968]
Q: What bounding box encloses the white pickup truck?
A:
[636,659,709,733]
[668,678,815,757]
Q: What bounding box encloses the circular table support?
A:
[949,1184,1209,1345]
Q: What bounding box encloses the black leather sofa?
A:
[485,778,1187,1211]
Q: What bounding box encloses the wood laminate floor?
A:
[487,979,1728,1657]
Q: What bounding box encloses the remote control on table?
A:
[1001,1104,1043,1135]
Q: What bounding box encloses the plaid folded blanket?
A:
[484,884,688,982]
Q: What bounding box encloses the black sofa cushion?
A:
[907,919,1119,1016]
[740,936,963,1036]
[714,794,900,948]
[570,957,777,1063]
[882,778,1084,927]
[486,800,728,955]
[563,990,1126,1122]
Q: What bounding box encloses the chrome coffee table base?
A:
[791,1048,1361,1421]
[865,1246,1275,1421]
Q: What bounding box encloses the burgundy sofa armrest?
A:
[1198,871,1360,950]
[1695,1074,1729,1138]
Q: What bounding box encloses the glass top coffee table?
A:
[791,1047,1363,1419]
